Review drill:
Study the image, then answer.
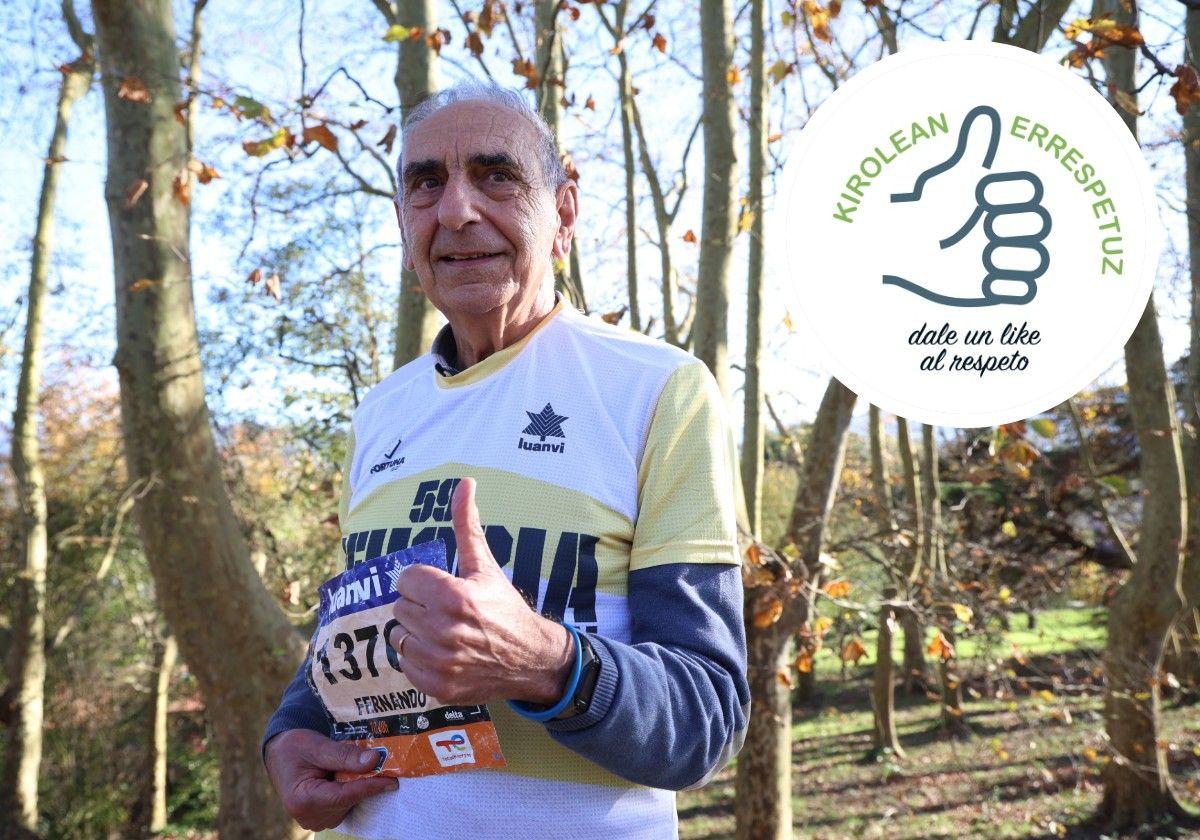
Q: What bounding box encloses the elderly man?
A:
[262,82,749,839]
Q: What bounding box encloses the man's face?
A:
[395,100,576,318]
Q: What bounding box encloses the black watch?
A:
[552,631,602,721]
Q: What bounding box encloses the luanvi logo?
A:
[518,403,568,453]
[370,438,405,474]
[775,40,1158,428]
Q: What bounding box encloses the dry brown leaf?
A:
[378,124,398,154]
[128,278,156,292]
[682,229,697,244]
[795,652,813,674]
[247,267,263,286]
[117,76,151,103]
[652,32,667,53]
[585,95,596,111]
[928,630,955,661]
[303,123,339,153]
[426,27,451,54]
[752,596,783,628]
[1171,64,1200,115]
[264,273,282,302]
[467,30,485,57]
[478,0,504,37]
[172,168,192,206]
[841,637,867,664]
[125,178,149,210]
[726,65,742,86]
[822,578,851,598]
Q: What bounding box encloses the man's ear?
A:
[552,180,579,262]
[395,197,416,272]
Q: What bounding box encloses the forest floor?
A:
[677,608,1200,839]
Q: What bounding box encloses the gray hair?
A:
[397,81,569,195]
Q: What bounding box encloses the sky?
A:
[0,0,1194,455]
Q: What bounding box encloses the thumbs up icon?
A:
[884,105,1053,307]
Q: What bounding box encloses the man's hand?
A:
[264,729,398,831]
[391,477,575,706]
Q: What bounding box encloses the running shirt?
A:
[274,292,745,839]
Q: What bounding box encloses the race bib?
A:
[308,539,506,780]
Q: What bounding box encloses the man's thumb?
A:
[314,738,382,774]
[451,477,499,578]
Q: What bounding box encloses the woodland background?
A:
[0,0,1198,838]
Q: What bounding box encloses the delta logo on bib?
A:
[777,40,1159,427]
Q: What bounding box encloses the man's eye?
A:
[488,170,512,183]
[414,177,440,190]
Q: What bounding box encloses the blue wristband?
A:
[507,623,583,723]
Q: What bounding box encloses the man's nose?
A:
[437,172,482,231]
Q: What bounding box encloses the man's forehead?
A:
[404,101,536,165]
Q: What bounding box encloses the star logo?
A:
[522,403,568,441]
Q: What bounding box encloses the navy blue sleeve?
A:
[543,562,749,790]
[261,656,330,760]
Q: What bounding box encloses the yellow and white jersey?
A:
[320,293,743,840]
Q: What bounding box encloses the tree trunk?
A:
[741,0,767,538]
[612,2,640,331]
[91,2,306,835]
[1181,0,1200,672]
[868,405,897,532]
[871,597,905,757]
[387,0,441,369]
[895,417,928,691]
[737,379,854,839]
[936,608,967,737]
[694,0,738,399]
[920,424,946,581]
[128,634,178,837]
[734,627,792,840]
[538,0,587,312]
[2,26,92,832]
[1096,5,1190,825]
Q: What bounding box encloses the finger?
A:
[300,775,398,813]
[984,207,1051,241]
[892,105,1001,203]
[306,738,386,774]
[395,562,456,607]
[978,171,1043,208]
[392,597,431,635]
[451,477,500,580]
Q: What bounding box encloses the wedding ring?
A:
[397,630,412,657]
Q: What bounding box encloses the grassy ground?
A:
[677,608,1200,840]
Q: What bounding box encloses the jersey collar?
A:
[431,291,566,389]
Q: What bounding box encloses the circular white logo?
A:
[776,40,1159,427]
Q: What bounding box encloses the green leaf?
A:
[1099,475,1130,495]
[1030,418,1056,438]
[383,24,413,42]
[234,95,272,124]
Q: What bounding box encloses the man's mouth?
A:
[439,252,502,264]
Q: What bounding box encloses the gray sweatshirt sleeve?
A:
[543,561,749,790]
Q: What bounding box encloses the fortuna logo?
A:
[370,438,405,473]
[518,403,568,453]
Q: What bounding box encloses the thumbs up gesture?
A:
[884,105,1052,308]
[390,477,576,706]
